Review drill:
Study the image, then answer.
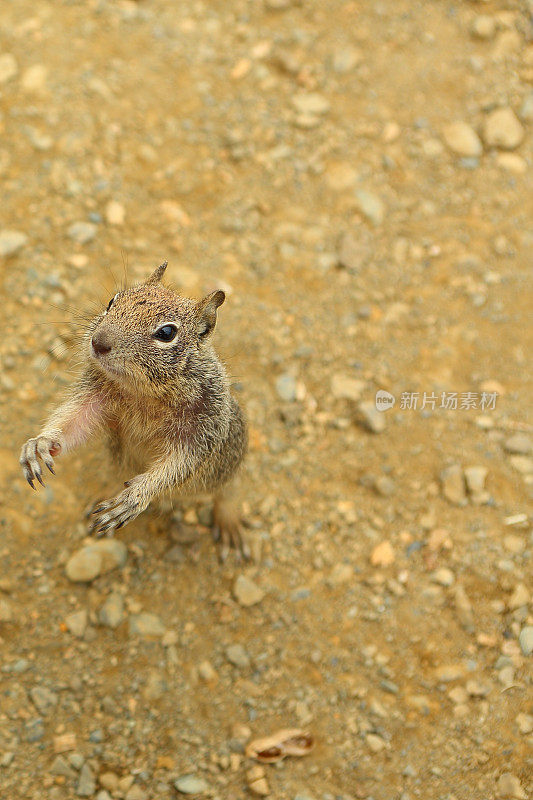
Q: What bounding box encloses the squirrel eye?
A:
[154,324,178,342]
[105,294,117,313]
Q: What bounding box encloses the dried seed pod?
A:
[245,728,314,763]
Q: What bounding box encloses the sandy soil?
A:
[0,1,532,799]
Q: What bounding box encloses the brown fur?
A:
[20,262,248,557]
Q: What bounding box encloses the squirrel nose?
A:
[91,333,112,356]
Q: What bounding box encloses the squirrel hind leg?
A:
[212,492,250,563]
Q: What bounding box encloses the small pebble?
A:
[0,230,28,257]
[331,373,365,401]
[65,540,127,582]
[496,772,526,799]
[440,465,467,506]
[358,401,386,433]
[29,685,58,715]
[129,613,166,638]
[516,713,533,734]
[174,774,209,794]
[431,568,455,587]
[518,626,533,656]
[483,108,524,150]
[291,93,330,116]
[275,373,297,402]
[443,121,482,157]
[198,660,218,683]
[98,593,125,629]
[370,540,395,567]
[337,231,367,271]
[470,15,496,40]
[374,476,396,497]
[504,434,532,455]
[68,221,97,244]
[233,574,265,607]
[21,64,48,93]
[464,465,488,496]
[355,189,385,225]
[366,733,386,752]
[328,563,354,585]
[106,200,126,226]
[65,609,88,638]
[332,45,363,73]
[76,763,96,797]
[225,644,251,668]
[508,583,530,609]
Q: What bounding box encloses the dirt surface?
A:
[0,1,532,799]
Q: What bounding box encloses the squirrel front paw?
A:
[20,436,61,489]
[89,484,148,537]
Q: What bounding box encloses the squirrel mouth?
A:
[91,351,123,378]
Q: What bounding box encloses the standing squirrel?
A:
[20,261,249,560]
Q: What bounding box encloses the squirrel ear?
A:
[145,260,168,285]
[196,290,225,339]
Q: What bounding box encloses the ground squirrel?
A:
[20,261,249,559]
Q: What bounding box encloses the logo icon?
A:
[375,390,396,412]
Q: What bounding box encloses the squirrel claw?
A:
[212,505,251,563]
[20,435,57,491]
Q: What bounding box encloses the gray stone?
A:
[483,108,524,150]
[374,476,396,497]
[225,644,251,668]
[291,93,330,116]
[174,774,209,794]
[68,221,97,244]
[440,465,467,506]
[520,92,533,123]
[496,772,526,799]
[470,15,496,40]
[66,540,128,583]
[443,121,482,157]
[233,574,265,607]
[98,593,125,629]
[355,189,385,225]
[358,400,386,433]
[198,660,218,683]
[69,753,85,770]
[337,231,367,271]
[50,755,77,779]
[0,230,28,257]
[65,609,88,638]
[29,685,58,715]
[76,763,96,797]
[519,626,533,657]
[125,787,148,800]
[504,434,532,455]
[65,548,102,583]
[331,373,365,401]
[275,373,297,402]
[431,568,455,587]
[129,613,166,638]
[332,46,363,74]
[464,465,488,495]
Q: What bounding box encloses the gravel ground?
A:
[0,1,532,799]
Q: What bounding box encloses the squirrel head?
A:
[89,261,226,398]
